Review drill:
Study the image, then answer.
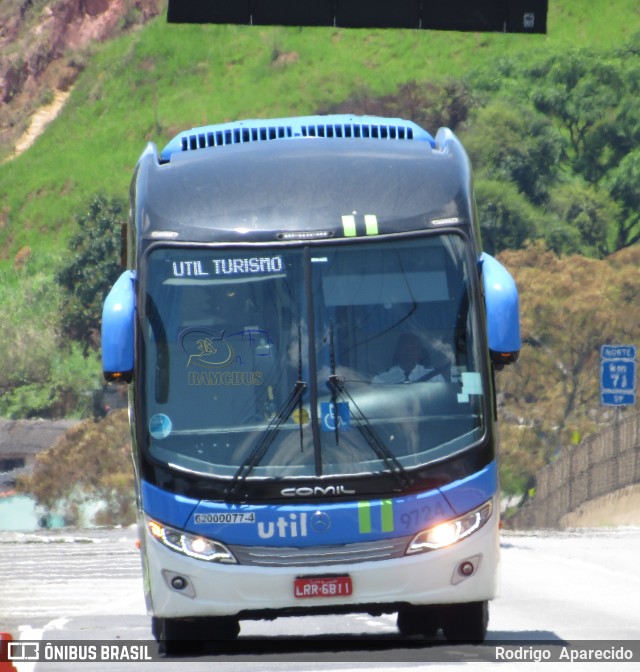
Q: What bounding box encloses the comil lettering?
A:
[212,256,284,275]
[281,485,356,497]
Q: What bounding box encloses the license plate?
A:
[294,575,352,599]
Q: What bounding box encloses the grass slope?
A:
[0,0,638,278]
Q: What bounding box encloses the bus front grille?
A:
[227,536,413,567]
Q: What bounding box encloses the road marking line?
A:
[15,626,43,672]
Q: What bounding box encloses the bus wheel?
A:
[441,601,488,643]
[203,615,241,641]
[152,616,240,655]
[396,605,440,637]
[152,616,199,655]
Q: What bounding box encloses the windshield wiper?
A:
[326,374,413,490]
[225,379,306,500]
[226,323,307,500]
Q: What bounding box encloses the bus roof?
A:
[133,115,476,245]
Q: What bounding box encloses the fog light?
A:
[171,576,188,591]
[451,554,482,585]
[459,561,475,577]
[162,570,196,598]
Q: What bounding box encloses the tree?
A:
[579,93,640,188]
[463,101,565,205]
[529,51,624,177]
[57,194,126,353]
[547,181,617,258]
[606,148,640,249]
[466,42,640,253]
[496,243,640,493]
[0,274,101,419]
[474,178,541,255]
[322,79,476,133]
[16,409,135,526]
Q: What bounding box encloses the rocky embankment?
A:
[0,0,161,159]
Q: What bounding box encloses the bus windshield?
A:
[142,234,485,481]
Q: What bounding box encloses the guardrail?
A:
[507,411,640,529]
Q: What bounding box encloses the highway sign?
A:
[167,0,549,33]
[601,344,636,406]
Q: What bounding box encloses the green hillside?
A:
[1,0,639,273]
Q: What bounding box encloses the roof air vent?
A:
[160,115,435,162]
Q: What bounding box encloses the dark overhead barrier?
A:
[167,0,548,33]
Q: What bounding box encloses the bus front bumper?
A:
[142,510,500,619]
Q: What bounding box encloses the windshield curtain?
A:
[142,235,485,479]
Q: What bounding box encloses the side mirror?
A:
[102,270,136,383]
[481,253,521,367]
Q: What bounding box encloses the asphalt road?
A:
[2,526,640,670]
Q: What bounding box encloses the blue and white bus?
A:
[102,115,520,652]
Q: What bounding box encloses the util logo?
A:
[257,512,307,539]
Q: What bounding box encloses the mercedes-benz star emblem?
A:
[310,511,331,533]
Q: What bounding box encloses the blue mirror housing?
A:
[481,253,521,366]
[102,270,136,382]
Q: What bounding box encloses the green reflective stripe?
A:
[358,500,394,534]
[365,214,379,235]
[341,215,357,237]
[341,214,379,236]
[358,501,372,533]
[381,499,394,532]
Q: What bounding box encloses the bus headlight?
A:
[147,517,237,563]
[406,500,493,554]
